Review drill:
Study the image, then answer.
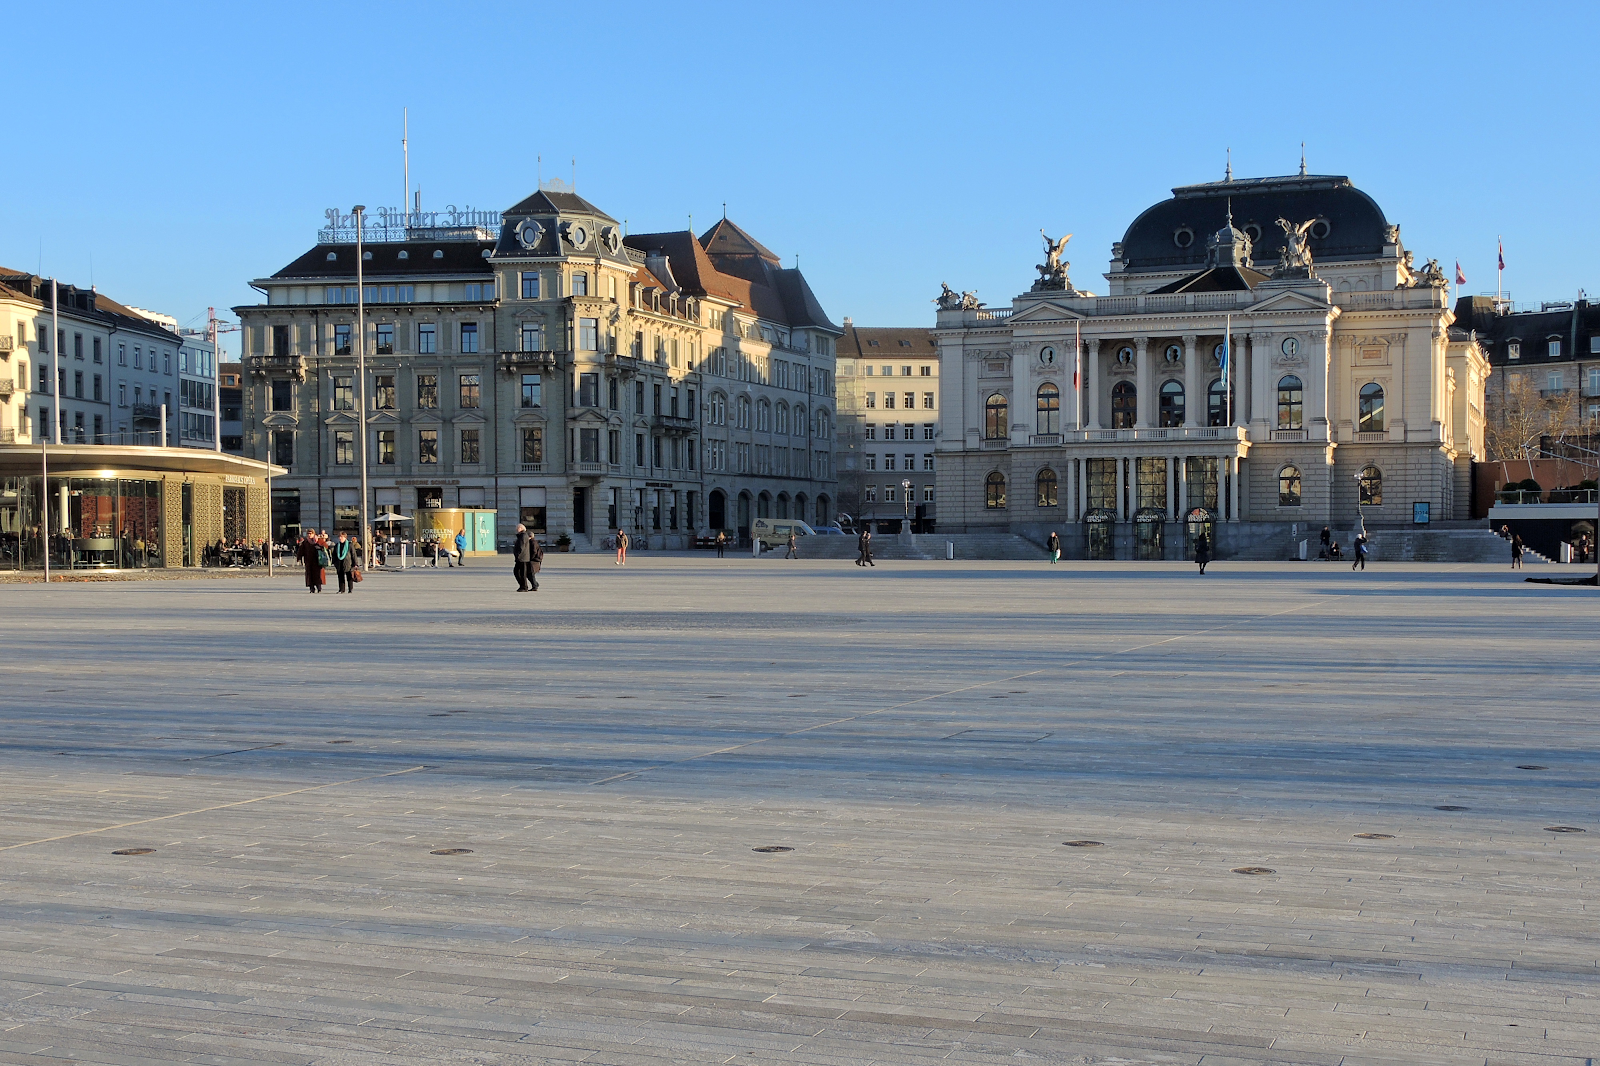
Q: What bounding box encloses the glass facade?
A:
[0,476,164,570]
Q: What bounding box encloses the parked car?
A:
[810,524,847,535]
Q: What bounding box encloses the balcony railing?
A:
[132,403,163,421]
[0,378,14,399]
[653,414,696,433]
[1495,488,1597,505]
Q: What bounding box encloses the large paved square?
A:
[1,557,1596,1066]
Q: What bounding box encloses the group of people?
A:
[512,523,544,591]
[294,529,362,593]
[855,528,875,566]
[204,538,264,568]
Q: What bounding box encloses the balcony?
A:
[132,403,163,423]
[574,461,606,475]
[498,350,560,374]
[653,414,696,435]
[1064,425,1246,443]
[0,378,13,399]
[248,353,307,381]
[1270,429,1306,442]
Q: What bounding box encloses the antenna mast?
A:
[403,108,410,228]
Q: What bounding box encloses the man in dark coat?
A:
[1046,531,1061,564]
[527,530,543,591]
[513,523,533,591]
[857,528,875,567]
[295,533,321,593]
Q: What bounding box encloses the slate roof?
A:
[624,223,839,332]
[1150,264,1272,294]
[0,269,181,341]
[1121,173,1390,274]
[837,325,938,359]
[501,189,617,222]
[270,241,496,280]
[1454,296,1599,366]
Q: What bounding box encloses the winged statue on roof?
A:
[1033,230,1075,292]
[1275,217,1317,274]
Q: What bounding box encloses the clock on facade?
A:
[1039,346,1055,366]
[1281,336,1299,358]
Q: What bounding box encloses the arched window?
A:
[710,393,727,425]
[737,396,751,429]
[1159,380,1185,427]
[776,494,789,519]
[985,393,1008,439]
[1207,377,1227,426]
[1111,381,1136,429]
[1358,383,1384,432]
[1277,375,1303,429]
[985,471,1006,508]
[795,404,806,435]
[1036,467,1058,507]
[757,491,771,519]
[1036,383,1060,434]
[1278,465,1302,506]
[775,404,789,435]
[1358,464,1382,505]
[814,409,828,439]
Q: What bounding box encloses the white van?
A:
[751,518,816,549]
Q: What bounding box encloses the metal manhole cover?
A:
[1231,866,1275,875]
[431,848,473,855]
[1061,840,1104,848]
[1544,826,1586,833]
[1434,805,1470,811]
[752,846,794,853]
[112,848,156,856]
[1353,833,1394,840]
[1517,765,1548,770]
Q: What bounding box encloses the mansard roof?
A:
[1120,173,1390,274]
[501,188,616,222]
[271,241,495,279]
[838,325,937,358]
[1149,264,1271,294]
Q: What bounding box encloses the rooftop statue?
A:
[1033,230,1075,292]
[1275,217,1316,275]
[935,282,962,310]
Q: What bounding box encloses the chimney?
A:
[842,316,853,328]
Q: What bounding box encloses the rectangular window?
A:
[460,428,481,464]
[521,323,541,352]
[418,429,439,464]
[93,337,102,363]
[883,392,896,409]
[864,423,876,440]
[884,423,897,440]
[1507,342,1520,360]
[924,485,935,501]
[572,273,588,297]
[924,423,935,440]
[92,374,102,402]
[1548,339,1561,358]
[923,392,935,409]
[521,374,541,407]
[923,454,934,471]
[578,372,599,407]
[1548,370,1563,391]
[164,352,172,375]
[334,324,351,354]
[521,427,544,464]
[635,433,645,466]
[865,485,877,502]
[133,346,142,368]
[521,272,539,299]
[334,376,353,410]
[270,379,292,411]
[866,455,877,471]
[459,373,481,408]
[377,429,395,464]
[884,454,896,471]
[334,429,353,464]
[1588,367,1600,393]
[608,429,620,465]
[652,383,662,415]
[460,323,479,353]
[418,323,436,353]
[93,414,103,441]
[865,392,876,409]
[885,485,897,503]
[375,323,394,354]
[118,382,126,406]
[579,317,599,351]
[375,374,396,410]
[118,343,126,366]
[580,428,600,463]
[74,370,83,399]
[272,428,294,467]
[416,373,438,409]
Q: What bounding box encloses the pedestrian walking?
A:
[1319,525,1331,559]
[1046,530,1061,564]
[513,523,535,590]
[1352,532,1369,571]
[1194,532,1210,575]
[616,529,629,566]
[857,528,875,567]
[1510,532,1524,570]
[332,531,357,593]
[785,532,798,560]
[527,530,543,591]
[295,533,321,593]
[454,530,467,566]
[715,530,727,558]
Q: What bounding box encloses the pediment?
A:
[513,410,547,425]
[1245,288,1332,314]
[261,412,298,427]
[323,412,359,427]
[368,411,401,425]
[571,408,609,425]
[1008,301,1090,326]
[411,412,443,426]
[451,411,487,425]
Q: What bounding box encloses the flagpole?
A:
[1073,319,1082,430]
[1224,312,1232,428]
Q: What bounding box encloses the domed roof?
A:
[1119,174,1390,274]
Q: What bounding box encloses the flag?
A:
[1219,319,1230,375]
[1497,239,1504,272]
[1455,261,1466,286]
[1073,320,1081,390]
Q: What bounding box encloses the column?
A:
[1178,455,1189,519]
[1166,455,1177,521]
[1086,339,1102,429]
[1249,331,1271,430]
[1229,456,1241,522]
[1182,334,1200,428]
[1134,337,1151,427]
[1076,456,1087,519]
[1308,327,1330,441]
[1117,456,1129,522]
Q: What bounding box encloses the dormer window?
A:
[326,252,337,261]
[362,251,372,260]
[432,249,444,259]
[398,250,409,260]
[1547,337,1561,358]
[1507,341,1520,360]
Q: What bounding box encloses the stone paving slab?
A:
[0,557,1596,1065]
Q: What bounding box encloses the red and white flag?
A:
[1455,261,1466,286]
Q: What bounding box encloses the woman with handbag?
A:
[333,532,358,593]
[295,532,321,593]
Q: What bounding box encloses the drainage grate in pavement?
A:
[1061,840,1104,848]
[112,848,156,856]
[944,730,1052,743]
[1353,833,1395,839]
[431,848,473,855]
[1544,826,1586,833]
[1517,765,1548,770]
[1232,866,1275,875]
[752,846,794,853]
[1434,805,1470,811]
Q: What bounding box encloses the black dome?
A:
[1120,174,1390,274]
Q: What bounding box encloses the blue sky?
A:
[7,1,1596,357]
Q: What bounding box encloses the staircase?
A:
[795,532,1044,562]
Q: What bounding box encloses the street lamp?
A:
[1353,471,1367,538]
[901,478,912,533]
[354,205,371,569]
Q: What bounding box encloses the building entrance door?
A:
[181,483,194,566]
[1134,508,1165,560]
[1085,510,1115,560]
[572,487,588,534]
[1185,507,1215,560]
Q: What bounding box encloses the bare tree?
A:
[1487,373,1571,473]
